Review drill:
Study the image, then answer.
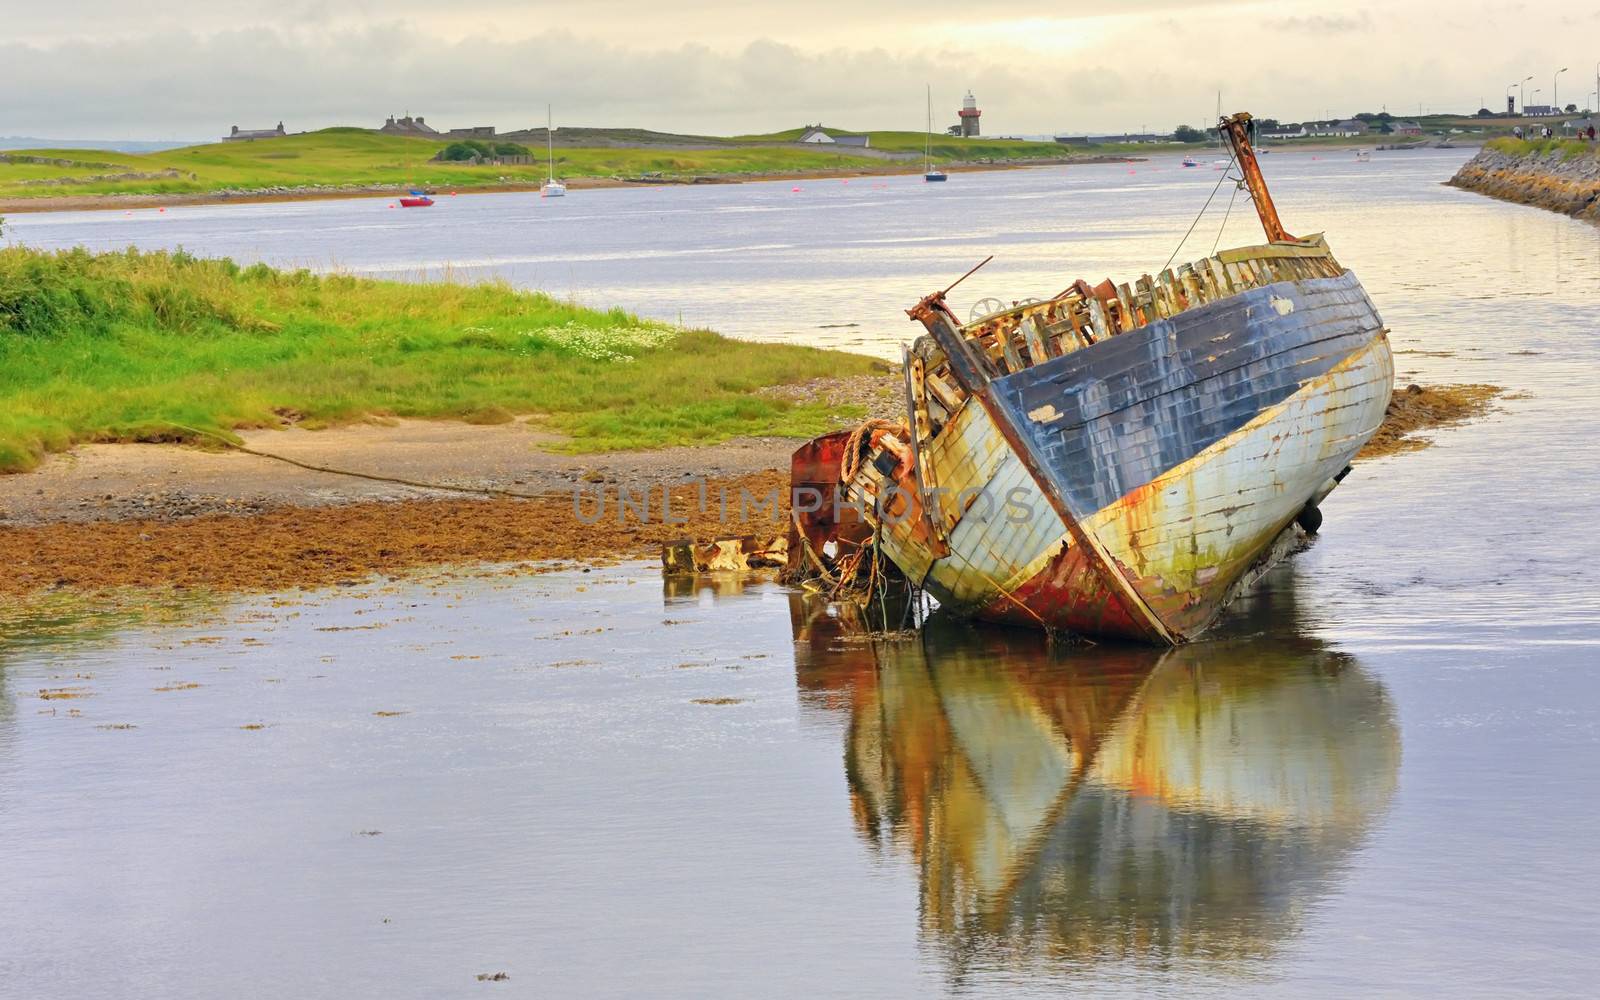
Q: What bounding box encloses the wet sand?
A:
[0,470,789,597]
[0,382,1499,600]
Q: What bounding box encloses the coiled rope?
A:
[839,418,907,484]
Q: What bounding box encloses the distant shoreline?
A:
[0,156,1141,215]
[0,140,1480,216]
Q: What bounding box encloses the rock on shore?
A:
[1449,144,1600,223]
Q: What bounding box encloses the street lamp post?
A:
[1555,67,1567,112]
[1506,81,1519,114]
[1521,75,1534,111]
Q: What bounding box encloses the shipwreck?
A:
[786,113,1394,644]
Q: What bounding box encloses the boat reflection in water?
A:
[789,578,1399,980]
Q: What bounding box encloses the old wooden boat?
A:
[786,113,1393,644]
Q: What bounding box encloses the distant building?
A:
[445,125,497,139]
[1306,119,1369,137]
[1262,126,1307,139]
[224,122,286,142]
[957,91,981,137]
[380,115,440,136]
[1390,121,1424,136]
[796,126,870,147]
[1522,105,1557,117]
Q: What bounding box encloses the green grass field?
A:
[1486,136,1598,160]
[0,124,1150,203]
[0,128,898,201]
[737,126,1089,160]
[0,245,880,472]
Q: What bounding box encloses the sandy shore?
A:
[0,381,1500,599]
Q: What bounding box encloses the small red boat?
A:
[398,195,434,208]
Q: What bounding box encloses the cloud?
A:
[1,3,1594,139]
[0,27,1029,136]
[1266,12,1375,34]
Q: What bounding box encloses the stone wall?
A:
[1448,144,1600,223]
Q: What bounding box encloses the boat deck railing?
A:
[952,235,1342,379]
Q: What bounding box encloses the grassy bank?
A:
[0,125,1156,206]
[737,126,1090,160]
[0,129,894,202]
[0,245,879,472]
[1485,136,1597,160]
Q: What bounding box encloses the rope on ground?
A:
[163,423,567,502]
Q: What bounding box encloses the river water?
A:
[3,151,1600,997]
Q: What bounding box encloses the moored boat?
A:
[541,104,567,198]
[923,84,947,182]
[786,113,1394,644]
[398,192,434,207]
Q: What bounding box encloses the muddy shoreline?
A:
[0,383,1501,599]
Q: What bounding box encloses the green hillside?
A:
[737,125,1084,160]
[0,128,890,201]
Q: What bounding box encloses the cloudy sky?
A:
[3,1,1594,139]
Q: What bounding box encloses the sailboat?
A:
[541,105,566,198]
[1210,91,1230,168]
[924,85,947,182]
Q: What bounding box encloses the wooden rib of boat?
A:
[786,113,1394,645]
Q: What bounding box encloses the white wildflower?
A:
[520,320,680,363]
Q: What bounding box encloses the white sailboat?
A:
[924,85,947,182]
[541,104,566,198]
[1210,91,1230,168]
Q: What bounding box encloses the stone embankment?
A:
[1449,143,1600,223]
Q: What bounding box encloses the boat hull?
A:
[877,271,1393,641]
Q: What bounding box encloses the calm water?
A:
[3,151,1600,997]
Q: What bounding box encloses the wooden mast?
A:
[1218,112,1298,243]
